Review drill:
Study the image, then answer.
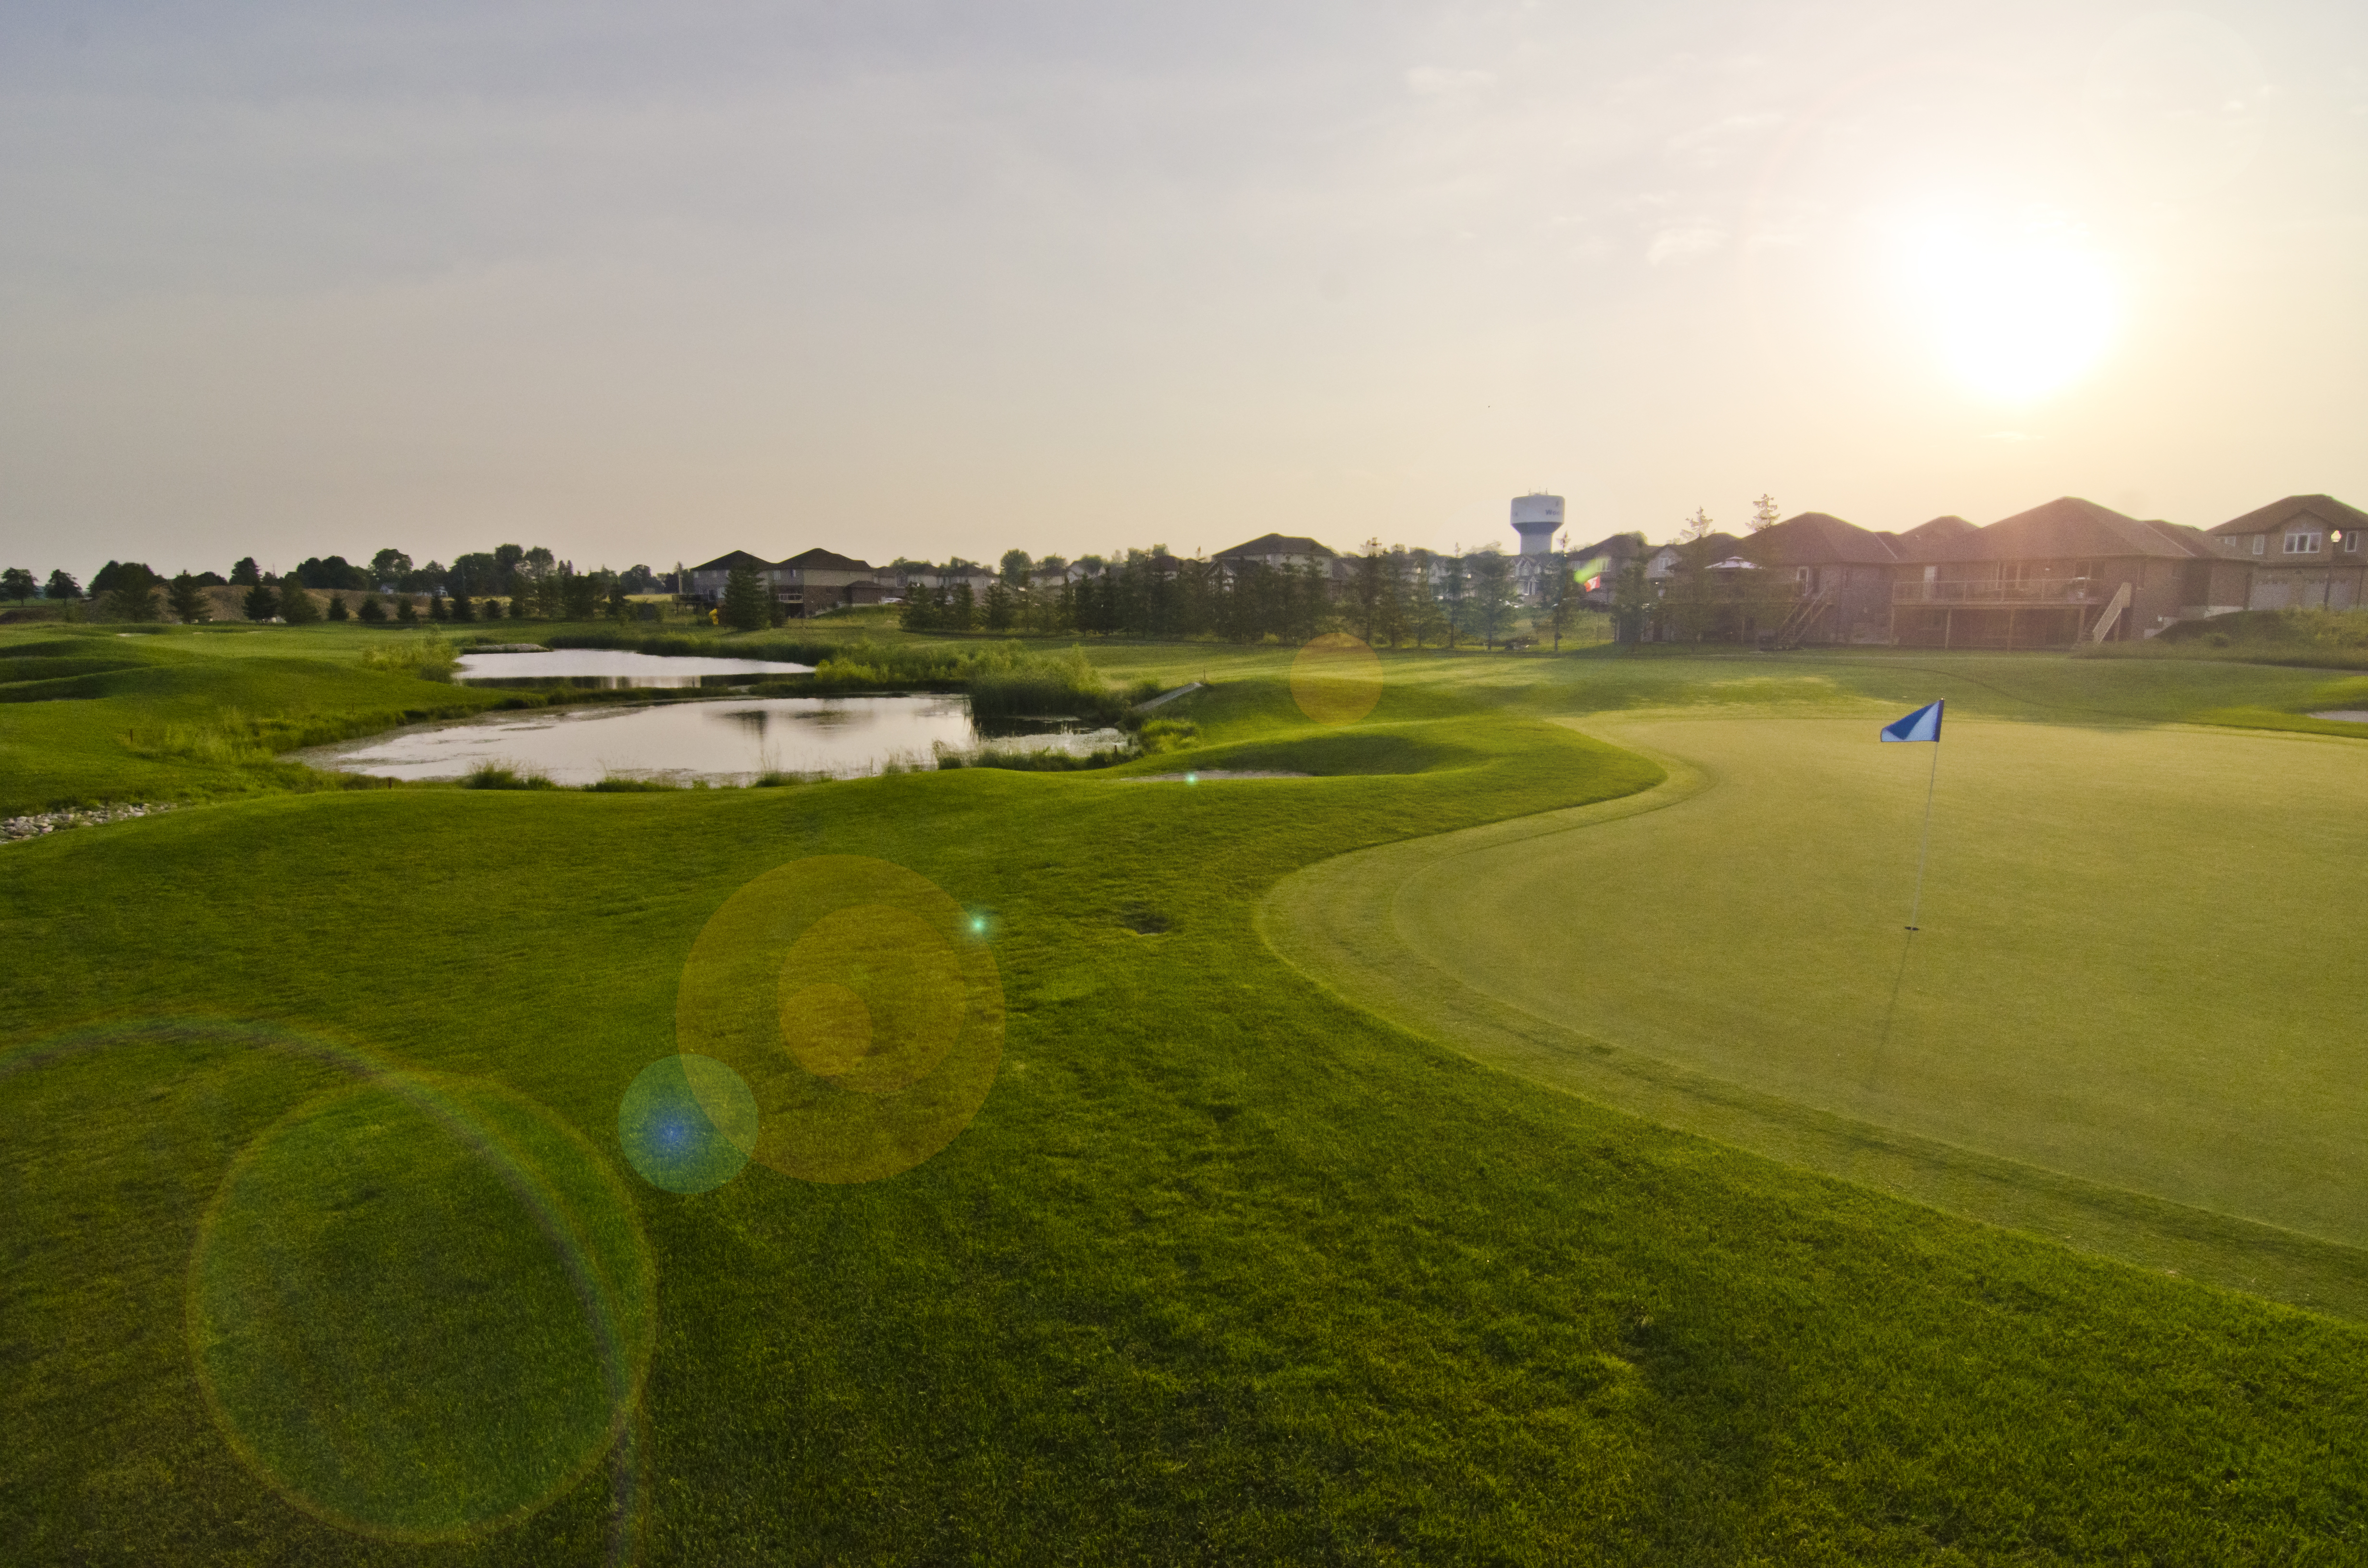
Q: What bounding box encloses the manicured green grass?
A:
[1267,713,2368,1316]
[4,640,2367,1561]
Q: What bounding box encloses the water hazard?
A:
[301,695,1124,785]
[452,649,814,688]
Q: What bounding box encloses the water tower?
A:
[1511,493,1564,556]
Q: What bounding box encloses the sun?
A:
[1904,219,2121,403]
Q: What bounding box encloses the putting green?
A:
[1265,713,2368,1303]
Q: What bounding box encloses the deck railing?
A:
[1891,581,2101,606]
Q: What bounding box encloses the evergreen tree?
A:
[481,595,503,620]
[167,572,210,623]
[949,582,976,631]
[397,597,419,624]
[1353,538,1386,643]
[721,562,771,630]
[449,590,475,623]
[1467,548,1516,650]
[429,593,448,622]
[243,581,279,621]
[359,594,388,623]
[1440,551,1468,648]
[229,557,262,587]
[983,582,1016,631]
[279,581,321,625]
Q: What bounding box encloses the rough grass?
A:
[4,637,2367,1562]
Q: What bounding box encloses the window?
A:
[2284,531,2323,554]
[2345,531,2360,554]
[2251,535,2265,555]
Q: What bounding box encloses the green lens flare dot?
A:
[618,1054,759,1194]
[186,1074,655,1544]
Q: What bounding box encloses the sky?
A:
[2,1,2363,578]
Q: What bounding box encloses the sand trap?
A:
[1124,770,1311,781]
[2307,711,2368,723]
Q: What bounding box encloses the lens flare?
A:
[618,1054,758,1194]
[186,1068,654,1543]
[1290,633,1383,725]
[675,856,1003,1183]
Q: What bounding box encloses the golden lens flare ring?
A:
[675,856,1003,1184]
[1289,632,1383,726]
[0,1017,654,1553]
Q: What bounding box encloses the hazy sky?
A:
[3,1,2362,576]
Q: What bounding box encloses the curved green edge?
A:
[1257,717,2368,1323]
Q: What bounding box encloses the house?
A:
[1739,512,1902,645]
[769,548,887,615]
[684,548,888,616]
[1888,496,2229,648]
[1215,534,1349,591]
[2208,495,2368,612]
[684,551,772,605]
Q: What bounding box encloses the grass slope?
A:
[3,642,2366,1561]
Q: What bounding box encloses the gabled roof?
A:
[1571,531,1649,561]
[688,550,770,573]
[1215,533,1337,559]
[2207,494,2368,537]
[777,547,874,573]
[1890,516,1979,562]
[1946,497,2211,564]
[1651,532,1744,561]
[1744,512,1900,566]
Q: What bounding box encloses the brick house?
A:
[2208,495,2368,612]
[1888,496,2232,648]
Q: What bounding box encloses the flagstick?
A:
[1878,731,1942,1054]
[1905,737,1941,931]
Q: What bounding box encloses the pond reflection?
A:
[301,695,1123,785]
[452,649,815,689]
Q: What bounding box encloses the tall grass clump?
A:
[965,646,1127,724]
[460,762,557,790]
[359,631,461,681]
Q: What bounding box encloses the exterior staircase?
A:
[1770,589,1835,650]
[2089,581,2133,642]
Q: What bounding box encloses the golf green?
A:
[1266,713,2368,1305]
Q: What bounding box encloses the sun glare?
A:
[1904,220,2121,403]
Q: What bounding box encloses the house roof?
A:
[1889,516,1979,561]
[1938,497,2213,564]
[1570,531,1649,562]
[687,550,771,573]
[1651,532,1744,562]
[1215,533,1337,559]
[1744,512,1901,566]
[777,547,875,573]
[2207,494,2368,537]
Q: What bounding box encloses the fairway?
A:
[1267,713,2368,1298]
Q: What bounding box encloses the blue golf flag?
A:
[1880,699,1943,742]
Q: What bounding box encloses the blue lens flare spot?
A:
[618,1055,759,1194]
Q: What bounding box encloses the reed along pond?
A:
[301,694,1125,785]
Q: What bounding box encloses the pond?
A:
[452,649,814,688]
[299,695,1127,785]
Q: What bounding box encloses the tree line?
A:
[864,540,1595,649]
